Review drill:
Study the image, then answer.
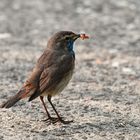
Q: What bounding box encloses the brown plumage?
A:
[1,31,89,124]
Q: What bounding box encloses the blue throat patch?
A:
[67,40,74,52]
[67,40,75,58]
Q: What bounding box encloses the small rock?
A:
[122,67,136,75]
[112,61,119,68]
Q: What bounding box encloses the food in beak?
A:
[80,34,89,40]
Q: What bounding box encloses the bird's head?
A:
[47,31,89,52]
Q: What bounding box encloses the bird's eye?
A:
[65,37,70,40]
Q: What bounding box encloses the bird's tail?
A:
[0,90,23,108]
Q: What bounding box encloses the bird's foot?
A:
[43,117,73,124]
[42,117,58,123]
[58,118,73,124]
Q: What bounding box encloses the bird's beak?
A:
[73,34,81,40]
[73,33,89,41]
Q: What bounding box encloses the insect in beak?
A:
[80,34,89,40]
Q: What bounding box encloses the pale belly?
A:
[42,70,73,96]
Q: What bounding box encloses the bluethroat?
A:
[1,31,89,124]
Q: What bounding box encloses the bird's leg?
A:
[47,95,73,124]
[40,96,59,123]
[40,96,51,118]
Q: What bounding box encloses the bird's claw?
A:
[59,119,73,124]
[42,117,73,124]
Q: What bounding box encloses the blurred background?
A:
[0,0,140,52]
[0,0,140,139]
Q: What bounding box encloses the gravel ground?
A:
[0,0,140,139]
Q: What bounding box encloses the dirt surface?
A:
[0,0,140,139]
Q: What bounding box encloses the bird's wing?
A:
[28,51,74,101]
[19,50,53,99]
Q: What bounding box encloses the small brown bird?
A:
[1,31,89,124]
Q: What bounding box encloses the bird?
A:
[0,31,89,124]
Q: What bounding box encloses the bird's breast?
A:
[56,69,73,93]
[47,68,74,97]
